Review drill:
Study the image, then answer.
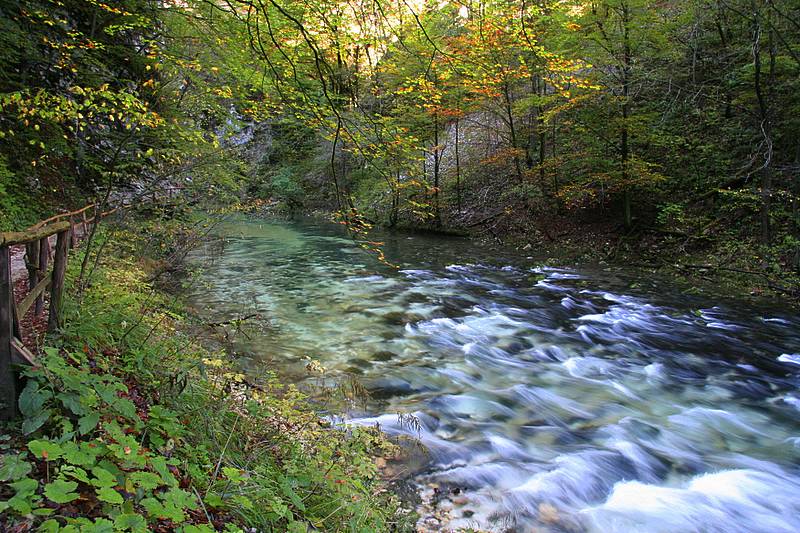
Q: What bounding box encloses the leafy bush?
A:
[267,167,305,208]
[0,156,42,231]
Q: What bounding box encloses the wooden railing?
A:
[0,204,106,420]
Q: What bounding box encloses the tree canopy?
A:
[2,0,799,275]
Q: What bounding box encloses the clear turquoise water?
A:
[187,215,800,532]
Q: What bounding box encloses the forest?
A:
[1,0,800,531]
[1,0,799,285]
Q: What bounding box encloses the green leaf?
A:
[114,513,148,532]
[0,453,32,481]
[162,488,197,510]
[180,525,216,533]
[203,493,225,508]
[96,486,124,504]
[18,381,49,416]
[281,479,305,511]
[23,408,53,434]
[149,456,177,486]
[222,466,245,483]
[78,412,101,435]
[11,477,38,497]
[91,466,117,488]
[6,495,32,514]
[44,479,80,503]
[113,398,138,419]
[129,471,162,490]
[141,497,167,518]
[57,392,87,416]
[141,493,187,523]
[232,494,254,511]
[28,439,63,461]
[61,465,91,484]
[62,441,95,467]
[39,519,61,533]
[80,518,115,532]
[287,522,309,533]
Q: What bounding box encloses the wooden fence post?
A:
[25,240,40,294]
[47,229,70,333]
[35,237,49,316]
[70,217,77,248]
[0,245,17,420]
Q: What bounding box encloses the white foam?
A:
[582,469,800,533]
[777,353,800,366]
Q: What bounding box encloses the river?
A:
[186,215,800,532]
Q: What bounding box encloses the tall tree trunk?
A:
[752,1,773,244]
[621,1,633,230]
[503,81,524,184]
[536,74,548,196]
[433,112,442,226]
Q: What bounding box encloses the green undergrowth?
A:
[1,223,410,532]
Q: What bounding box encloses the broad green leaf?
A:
[113,398,138,419]
[129,471,162,490]
[18,381,49,416]
[22,409,53,435]
[114,513,148,532]
[11,476,38,496]
[57,392,87,416]
[162,487,197,510]
[0,453,32,481]
[203,493,225,508]
[28,439,63,461]
[44,479,80,503]
[79,518,115,532]
[287,522,309,533]
[149,456,177,486]
[96,486,124,504]
[91,466,117,488]
[222,466,245,483]
[39,519,61,533]
[61,465,91,484]
[62,441,95,466]
[78,412,100,435]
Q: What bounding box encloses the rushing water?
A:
[187,215,800,532]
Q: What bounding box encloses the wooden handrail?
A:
[1,201,118,420]
[29,204,97,230]
[0,203,118,247]
[0,221,71,247]
[17,274,51,319]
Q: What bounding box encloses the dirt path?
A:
[8,233,60,283]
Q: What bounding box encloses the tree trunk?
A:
[621,1,633,230]
[503,81,524,184]
[752,2,773,244]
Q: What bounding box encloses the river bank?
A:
[0,215,412,532]
[248,202,800,309]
